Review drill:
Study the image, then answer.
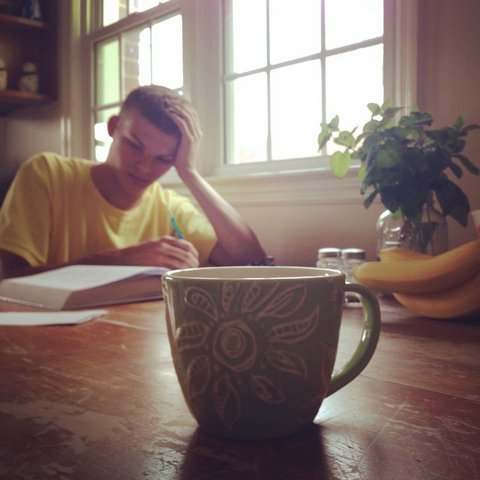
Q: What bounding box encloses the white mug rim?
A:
[163,266,344,281]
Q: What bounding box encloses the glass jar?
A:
[341,248,366,284]
[376,201,448,256]
[316,247,342,271]
[341,248,366,308]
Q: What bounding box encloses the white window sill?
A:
[162,167,363,207]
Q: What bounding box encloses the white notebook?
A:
[0,265,168,310]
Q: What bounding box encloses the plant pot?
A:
[376,203,448,256]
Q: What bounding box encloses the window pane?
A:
[102,0,173,26]
[123,27,151,95]
[103,0,126,26]
[228,0,267,73]
[326,44,384,134]
[226,74,268,165]
[130,0,162,13]
[271,61,322,160]
[94,107,119,162]
[270,0,321,65]
[325,0,383,49]
[95,38,121,106]
[152,15,183,89]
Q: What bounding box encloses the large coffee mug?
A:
[162,266,381,440]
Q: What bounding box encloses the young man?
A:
[0,85,266,277]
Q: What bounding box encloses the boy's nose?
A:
[134,154,154,174]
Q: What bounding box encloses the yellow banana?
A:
[379,247,432,262]
[394,269,480,319]
[354,239,480,294]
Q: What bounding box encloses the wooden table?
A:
[0,297,479,480]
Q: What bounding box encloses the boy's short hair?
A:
[120,85,186,138]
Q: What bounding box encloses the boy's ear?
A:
[107,115,120,137]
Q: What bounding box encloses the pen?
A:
[168,209,184,239]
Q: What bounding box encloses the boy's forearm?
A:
[178,168,266,265]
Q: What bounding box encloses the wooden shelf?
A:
[0,2,57,115]
[0,89,53,115]
[0,13,49,31]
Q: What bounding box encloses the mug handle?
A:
[326,283,381,396]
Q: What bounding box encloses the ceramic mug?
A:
[162,266,381,440]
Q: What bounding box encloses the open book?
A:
[0,265,169,310]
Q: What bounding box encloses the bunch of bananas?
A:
[353,240,480,319]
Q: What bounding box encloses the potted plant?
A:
[317,102,480,254]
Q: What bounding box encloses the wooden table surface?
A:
[0,296,479,480]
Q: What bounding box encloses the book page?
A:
[0,310,106,326]
[1,265,168,291]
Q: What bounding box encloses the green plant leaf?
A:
[363,189,378,209]
[328,115,340,130]
[334,130,356,148]
[403,147,427,171]
[319,102,480,228]
[453,116,464,130]
[378,186,403,214]
[405,111,433,127]
[427,127,466,153]
[358,162,367,181]
[415,221,441,254]
[382,107,403,122]
[381,99,391,110]
[360,164,380,193]
[330,151,351,178]
[362,119,379,134]
[367,103,382,115]
[454,154,480,175]
[460,123,480,135]
[317,125,332,150]
[447,160,463,179]
[375,143,403,168]
[435,179,470,226]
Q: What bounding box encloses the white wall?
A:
[1,0,479,266]
[416,0,480,249]
[3,104,65,177]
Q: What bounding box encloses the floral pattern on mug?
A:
[174,282,323,430]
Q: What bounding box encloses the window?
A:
[91,1,182,161]
[86,0,417,189]
[223,0,384,167]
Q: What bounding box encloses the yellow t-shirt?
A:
[0,152,217,266]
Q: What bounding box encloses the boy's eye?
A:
[126,139,142,151]
[155,156,175,164]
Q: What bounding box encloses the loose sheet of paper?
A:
[0,310,106,326]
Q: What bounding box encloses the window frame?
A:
[73,0,418,206]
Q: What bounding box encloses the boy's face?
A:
[106,107,179,194]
